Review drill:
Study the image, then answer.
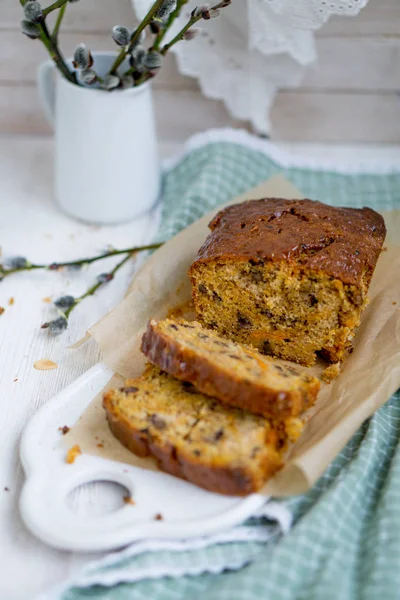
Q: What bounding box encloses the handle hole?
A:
[66,480,131,517]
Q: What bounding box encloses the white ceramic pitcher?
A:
[37,52,161,225]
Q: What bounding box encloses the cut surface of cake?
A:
[141,318,320,420]
[189,198,386,366]
[103,366,286,496]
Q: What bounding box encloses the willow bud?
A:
[182,27,200,41]
[154,0,177,20]
[21,19,41,39]
[101,74,120,91]
[23,1,43,23]
[131,45,146,71]
[72,43,93,69]
[191,4,208,18]
[144,51,162,71]
[79,68,97,85]
[54,295,75,310]
[112,25,130,46]
[41,316,68,335]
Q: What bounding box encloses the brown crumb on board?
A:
[66,445,82,464]
[123,496,136,505]
[96,443,104,448]
[154,513,164,521]
[0,307,5,315]
[321,363,341,384]
[58,425,70,435]
[34,359,58,371]
[393,302,397,306]
[8,297,14,306]
[42,297,52,304]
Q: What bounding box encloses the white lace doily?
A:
[132,0,369,133]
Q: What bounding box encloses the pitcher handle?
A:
[37,60,56,127]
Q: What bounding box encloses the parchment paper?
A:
[65,175,400,496]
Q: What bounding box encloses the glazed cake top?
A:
[194,198,386,286]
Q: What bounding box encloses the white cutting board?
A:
[19,363,267,552]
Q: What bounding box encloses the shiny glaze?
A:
[194,198,386,286]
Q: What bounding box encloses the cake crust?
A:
[141,318,319,421]
[194,198,385,287]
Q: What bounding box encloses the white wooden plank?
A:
[1,82,399,144]
[1,30,400,92]
[3,0,399,36]
[270,91,400,143]
[320,0,400,36]
[1,0,135,32]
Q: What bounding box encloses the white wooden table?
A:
[1,134,399,600]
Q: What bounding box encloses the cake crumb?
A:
[154,513,163,521]
[321,363,341,384]
[393,302,397,306]
[42,297,52,304]
[0,307,5,315]
[382,246,388,252]
[34,359,58,371]
[66,444,82,464]
[8,297,14,306]
[13,378,18,383]
[58,425,70,435]
[96,442,104,448]
[123,496,136,505]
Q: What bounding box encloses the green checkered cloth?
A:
[63,132,400,600]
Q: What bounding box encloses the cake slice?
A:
[141,318,320,420]
[189,198,386,366]
[103,366,285,496]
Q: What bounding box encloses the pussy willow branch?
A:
[52,1,67,42]
[39,20,76,83]
[0,242,163,279]
[108,0,166,75]
[152,0,188,51]
[161,1,229,55]
[42,0,69,17]
[63,253,133,320]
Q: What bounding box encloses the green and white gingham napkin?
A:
[57,129,400,600]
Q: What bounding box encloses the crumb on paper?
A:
[123,496,136,505]
[154,513,164,521]
[382,246,388,252]
[66,444,82,464]
[4,487,9,492]
[8,297,14,306]
[0,307,5,315]
[96,443,104,448]
[58,425,70,435]
[393,302,397,306]
[13,378,18,383]
[34,359,58,371]
[42,297,52,304]
[321,363,341,384]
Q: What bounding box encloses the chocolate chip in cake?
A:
[212,291,222,303]
[198,284,208,294]
[150,415,167,430]
[169,324,179,330]
[120,386,139,394]
[261,340,273,356]
[193,449,201,456]
[237,312,252,329]
[182,381,197,394]
[310,295,318,306]
[214,428,224,441]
